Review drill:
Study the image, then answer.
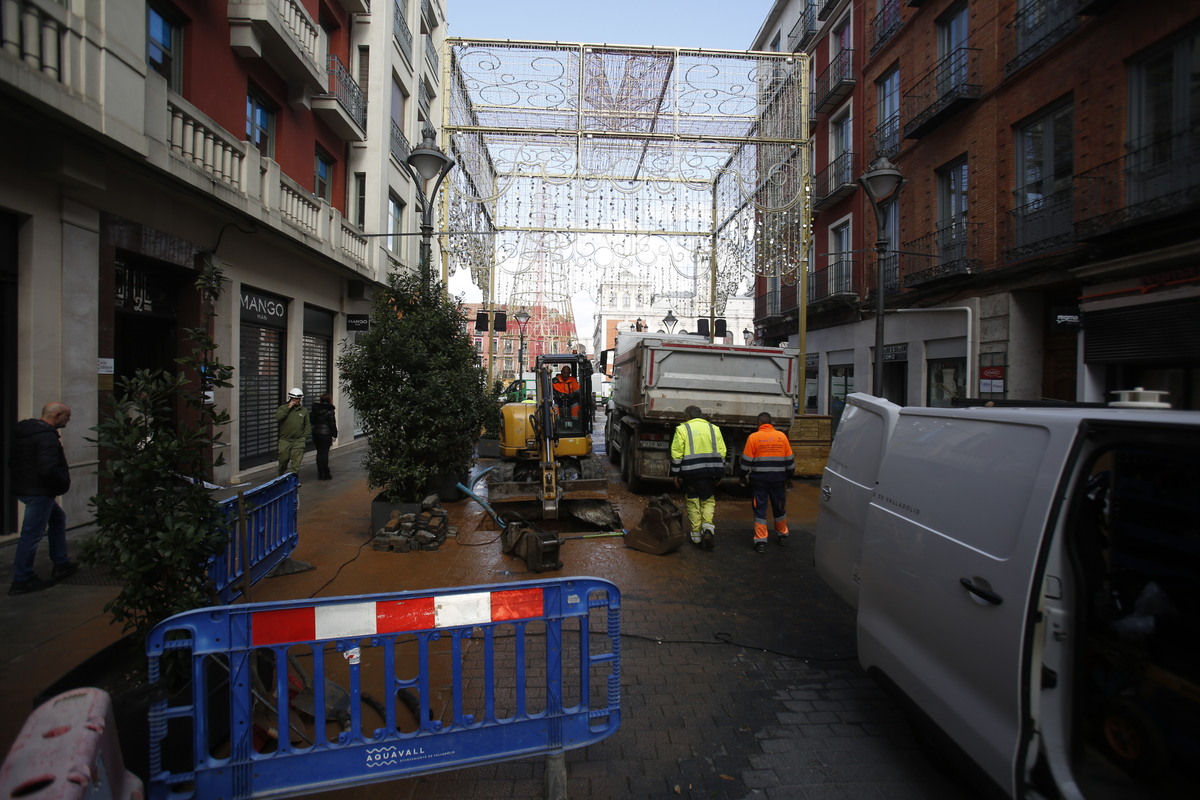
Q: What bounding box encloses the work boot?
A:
[9,575,56,595]
[690,526,703,546]
[777,534,789,547]
[52,561,80,580]
[754,541,767,554]
[701,525,715,551]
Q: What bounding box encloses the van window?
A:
[878,417,1050,558]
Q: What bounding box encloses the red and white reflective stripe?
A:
[250,587,545,647]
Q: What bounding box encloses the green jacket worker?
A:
[276,388,311,476]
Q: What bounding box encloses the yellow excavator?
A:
[488,353,613,524]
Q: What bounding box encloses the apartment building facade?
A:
[753,0,1200,422]
[1,0,448,532]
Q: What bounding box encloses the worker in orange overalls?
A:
[739,411,795,553]
[552,366,581,419]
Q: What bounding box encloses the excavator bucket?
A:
[623,494,686,555]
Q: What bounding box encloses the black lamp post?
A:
[404,123,455,290]
[662,309,678,334]
[858,157,904,398]
[743,327,752,345]
[513,308,531,374]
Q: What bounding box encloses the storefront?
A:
[239,287,288,469]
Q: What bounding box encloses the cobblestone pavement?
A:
[1,439,972,799]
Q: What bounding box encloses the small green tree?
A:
[82,261,234,641]
[339,270,488,503]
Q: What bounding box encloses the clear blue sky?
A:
[446,0,776,51]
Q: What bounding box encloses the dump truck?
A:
[603,333,800,491]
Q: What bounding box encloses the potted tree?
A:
[41,260,235,779]
[339,269,488,530]
[476,379,504,458]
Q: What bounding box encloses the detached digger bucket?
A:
[623,494,686,555]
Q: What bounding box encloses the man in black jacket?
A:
[9,401,77,595]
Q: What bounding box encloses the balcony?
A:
[390,119,411,165]
[872,114,900,159]
[870,0,903,56]
[425,33,439,76]
[335,0,370,12]
[1075,126,1200,241]
[808,260,862,305]
[313,54,366,141]
[1004,0,1077,76]
[418,82,430,121]
[393,1,414,65]
[901,217,982,288]
[1004,189,1074,261]
[229,0,326,98]
[813,48,855,114]
[421,0,443,33]
[812,152,857,210]
[788,2,819,52]
[901,47,980,139]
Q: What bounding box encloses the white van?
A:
[816,393,1200,799]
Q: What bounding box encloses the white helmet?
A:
[287,388,304,399]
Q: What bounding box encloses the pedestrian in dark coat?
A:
[9,401,78,595]
[311,393,338,480]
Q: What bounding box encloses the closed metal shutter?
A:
[239,324,283,468]
[1083,297,1200,363]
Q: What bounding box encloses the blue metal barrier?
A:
[144,577,621,799]
[208,473,299,604]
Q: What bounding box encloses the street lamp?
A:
[404,123,456,290]
[662,309,678,334]
[743,327,752,345]
[513,308,531,374]
[858,156,905,398]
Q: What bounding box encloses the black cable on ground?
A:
[618,630,856,664]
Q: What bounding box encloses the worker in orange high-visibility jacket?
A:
[552,367,581,419]
[739,411,794,553]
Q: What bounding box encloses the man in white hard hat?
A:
[275,388,311,476]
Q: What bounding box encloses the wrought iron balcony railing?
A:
[870,0,903,56]
[788,2,819,52]
[901,47,980,138]
[390,119,411,164]
[808,260,862,305]
[812,151,857,210]
[418,82,431,120]
[323,53,366,129]
[813,48,855,114]
[1004,0,1078,76]
[901,216,982,288]
[1004,188,1074,261]
[872,114,900,159]
[1075,125,1200,239]
[393,1,414,65]
[817,0,839,21]
[425,34,439,75]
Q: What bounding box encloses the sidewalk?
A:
[1,443,968,799]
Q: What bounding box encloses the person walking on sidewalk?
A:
[311,392,338,480]
[740,411,795,553]
[9,401,78,595]
[670,405,727,550]
[276,388,311,476]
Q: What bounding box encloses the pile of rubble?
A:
[372,495,457,553]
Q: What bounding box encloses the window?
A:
[247,90,275,157]
[876,67,900,157]
[147,3,183,92]
[1129,30,1200,202]
[1013,102,1073,252]
[831,112,852,183]
[353,173,367,228]
[927,357,965,407]
[314,150,333,202]
[387,193,405,253]
[830,222,852,296]
[938,3,970,91]
[880,198,899,292]
[937,157,969,261]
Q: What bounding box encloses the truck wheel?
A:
[605,416,620,464]
[621,435,647,494]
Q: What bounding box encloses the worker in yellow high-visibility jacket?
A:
[670,405,727,551]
